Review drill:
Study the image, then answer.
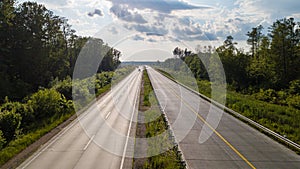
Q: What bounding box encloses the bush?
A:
[0,110,22,142]
[287,95,300,109]
[254,89,277,103]
[253,88,300,108]
[27,89,73,123]
[0,93,74,165]
[289,80,300,95]
[52,76,72,100]
[0,130,6,150]
[276,90,288,105]
[197,80,211,97]
[0,101,34,132]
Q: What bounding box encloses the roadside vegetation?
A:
[133,70,185,169]
[155,17,300,147]
[0,72,109,166]
[0,0,137,166]
[0,65,135,166]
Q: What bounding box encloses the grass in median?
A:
[134,69,185,169]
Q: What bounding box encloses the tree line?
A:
[0,0,121,102]
[0,0,123,161]
[168,17,300,93]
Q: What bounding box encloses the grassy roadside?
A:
[0,84,112,167]
[156,68,300,150]
[0,112,75,167]
[0,66,135,167]
[133,69,185,169]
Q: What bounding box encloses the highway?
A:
[147,67,300,169]
[17,68,142,169]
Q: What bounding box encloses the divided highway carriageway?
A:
[18,66,300,169]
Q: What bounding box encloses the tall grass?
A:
[141,70,185,169]
[0,112,73,165]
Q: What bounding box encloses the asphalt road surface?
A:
[18,68,142,169]
[147,67,300,169]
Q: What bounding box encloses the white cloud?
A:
[17,0,300,56]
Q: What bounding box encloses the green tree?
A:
[0,110,21,141]
[246,25,263,58]
[0,1,112,101]
[217,36,249,90]
[269,18,300,87]
[247,36,276,88]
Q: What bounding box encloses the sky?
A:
[17,0,300,61]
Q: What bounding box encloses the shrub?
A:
[0,130,6,150]
[287,95,300,109]
[254,89,277,103]
[27,89,73,123]
[0,110,22,142]
[276,90,288,105]
[0,101,34,132]
[52,76,72,100]
[196,80,211,97]
[289,80,300,95]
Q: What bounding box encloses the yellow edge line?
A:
[168,85,256,169]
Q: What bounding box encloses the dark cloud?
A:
[88,9,104,17]
[109,0,210,13]
[227,17,243,23]
[110,4,147,24]
[132,35,145,41]
[126,24,168,35]
[172,26,217,41]
[146,32,164,36]
[147,38,157,42]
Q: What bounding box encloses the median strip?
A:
[133,68,186,169]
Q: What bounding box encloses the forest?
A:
[0,0,121,164]
[168,17,300,107]
[0,0,121,101]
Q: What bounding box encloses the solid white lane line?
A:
[119,73,141,169]
[20,70,138,169]
[105,111,112,120]
[83,135,95,151]
[20,119,80,169]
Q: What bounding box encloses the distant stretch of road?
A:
[147,67,300,169]
[18,68,142,169]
